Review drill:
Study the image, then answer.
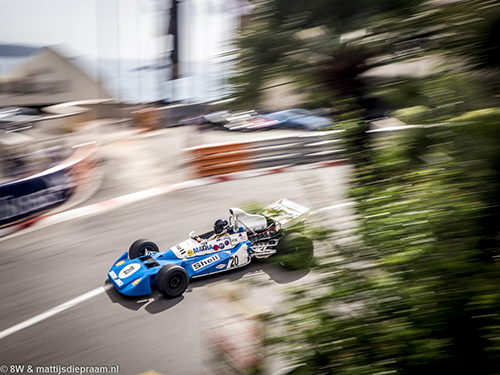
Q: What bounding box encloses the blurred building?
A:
[0,47,112,107]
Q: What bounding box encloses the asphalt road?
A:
[0,128,353,375]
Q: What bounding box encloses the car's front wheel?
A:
[156,264,189,298]
[128,239,159,259]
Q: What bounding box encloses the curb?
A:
[0,159,348,240]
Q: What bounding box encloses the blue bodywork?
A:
[108,232,252,297]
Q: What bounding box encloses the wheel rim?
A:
[170,276,180,289]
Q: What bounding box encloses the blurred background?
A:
[2,0,500,374]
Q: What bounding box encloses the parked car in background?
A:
[0,107,41,116]
[202,108,334,132]
[234,115,280,131]
[202,110,261,131]
[257,108,334,131]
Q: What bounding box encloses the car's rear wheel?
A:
[156,264,189,298]
[129,239,159,259]
[275,233,314,269]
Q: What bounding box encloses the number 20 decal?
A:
[229,255,239,268]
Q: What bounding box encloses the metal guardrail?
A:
[184,130,345,178]
[0,142,100,229]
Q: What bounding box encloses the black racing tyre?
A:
[128,239,159,259]
[155,264,189,298]
[275,233,314,269]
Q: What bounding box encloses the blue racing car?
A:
[108,199,314,298]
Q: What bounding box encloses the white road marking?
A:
[0,284,113,341]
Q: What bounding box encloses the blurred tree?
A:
[270,114,500,375]
[227,2,500,373]
[226,0,426,114]
[365,0,500,120]
[228,0,500,119]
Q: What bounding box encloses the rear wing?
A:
[261,198,310,229]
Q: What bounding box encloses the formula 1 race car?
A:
[108,199,314,298]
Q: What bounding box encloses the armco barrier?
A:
[184,130,344,178]
[0,98,141,231]
[0,142,99,229]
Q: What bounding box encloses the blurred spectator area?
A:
[0,100,207,184]
[0,130,71,184]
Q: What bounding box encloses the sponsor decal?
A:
[216,264,226,269]
[224,240,230,246]
[213,245,219,251]
[109,270,123,287]
[192,254,220,271]
[187,249,194,257]
[231,237,238,245]
[132,278,142,286]
[219,243,225,250]
[192,244,213,254]
[176,244,187,256]
[118,263,141,279]
[115,260,125,267]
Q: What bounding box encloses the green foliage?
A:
[447,109,500,172]
[338,120,371,168]
[393,106,430,125]
[448,108,500,126]
[229,1,500,373]
[225,0,430,111]
[265,117,500,374]
[371,72,497,123]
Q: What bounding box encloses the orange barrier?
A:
[195,150,253,167]
[196,160,254,178]
[190,142,247,157]
[132,108,161,131]
[186,142,255,178]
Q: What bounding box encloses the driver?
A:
[208,219,230,240]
